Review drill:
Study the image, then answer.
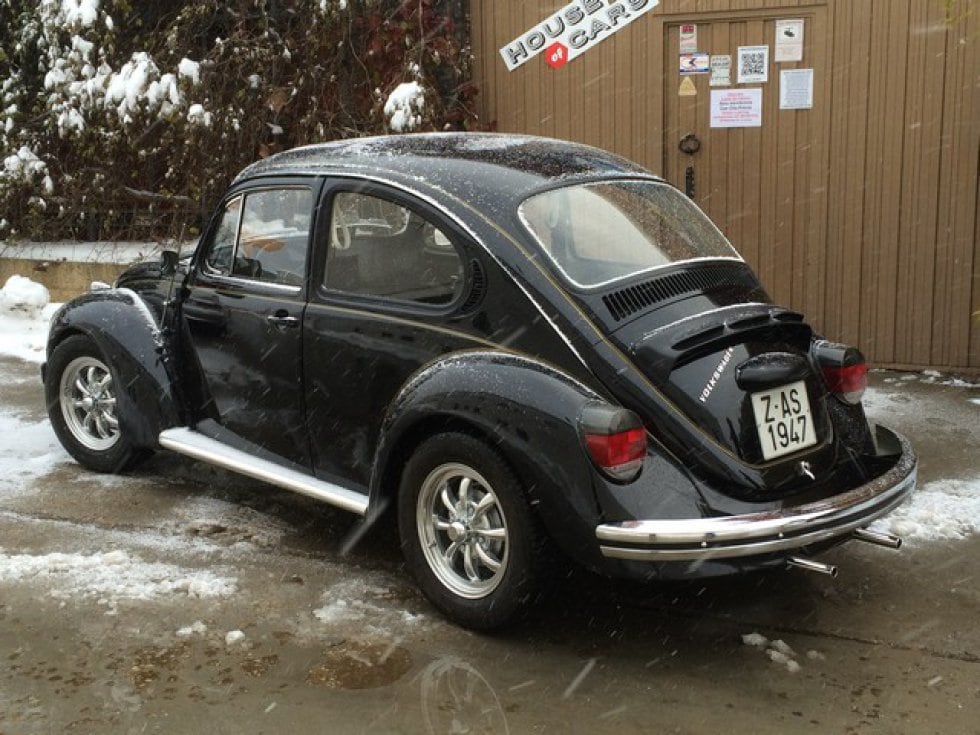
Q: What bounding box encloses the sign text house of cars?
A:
[500,0,660,71]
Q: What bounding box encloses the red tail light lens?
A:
[579,403,647,482]
[585,428,647,481]
[822,363,868,403]
[813,341,868,405]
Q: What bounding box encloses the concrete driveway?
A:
[1,354,977,734]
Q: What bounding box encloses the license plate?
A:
[750,381,816,461]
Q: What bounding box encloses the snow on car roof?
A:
[232,133,658,202]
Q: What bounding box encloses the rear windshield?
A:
[519,180,740,288]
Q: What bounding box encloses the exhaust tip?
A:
[853,527,903,549]
[787,556,839,578]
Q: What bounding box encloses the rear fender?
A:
[46,289,181,447]
[371,351,610,566]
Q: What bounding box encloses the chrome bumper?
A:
[596,428,916,562]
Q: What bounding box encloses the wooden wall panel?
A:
[934,5,979,368]
[469,0,979,372]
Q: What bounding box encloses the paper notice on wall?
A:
[680,52,709,74]
[710,88,763,127]
[679,24,697,54]
[679,76,697,96]
[737,45,769,84]
[710,55,732,86]
[779,68,813,109]
[774,19,804,62]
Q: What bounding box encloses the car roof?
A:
[233,133,660,209]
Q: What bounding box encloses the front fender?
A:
[371,351,615,568]
[46,289,182,448]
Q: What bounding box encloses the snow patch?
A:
[60,0,101,28]
[2,147,49,183]
[177,58,201,86]
[313,579,425,627]
[0,414,67,501]
[225,629,246,645]
[0,275,49,317]
[383,81,425,133]
[872,477,980,542]
[0,548,237,605]
[743,632,811,674]
[176,620,208,637]
[186,103,212,127]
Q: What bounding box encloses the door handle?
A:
[267,310,299,329]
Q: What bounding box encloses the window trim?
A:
[517,178,743,292]
[194,180,318,296]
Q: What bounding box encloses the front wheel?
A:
[398,432,541,630]
[45,334,142,473]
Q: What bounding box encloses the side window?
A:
[323,191,464,306]
[236,188,313,286]
[204,196,242,275]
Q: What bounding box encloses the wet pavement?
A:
[0,355,977,734]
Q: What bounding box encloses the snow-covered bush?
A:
[0,0,481,241]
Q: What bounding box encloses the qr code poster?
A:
[737,45,769,84]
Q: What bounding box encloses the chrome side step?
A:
[158,427,369,516]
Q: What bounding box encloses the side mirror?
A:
[160,250,180,276]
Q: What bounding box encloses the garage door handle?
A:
[267,312,299,329]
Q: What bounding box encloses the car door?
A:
[182,178,321,468]
[303,182,476,487]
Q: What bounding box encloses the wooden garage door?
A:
[663,9,829,317]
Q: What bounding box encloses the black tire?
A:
[45,334,143,473]
[398,432,542,630]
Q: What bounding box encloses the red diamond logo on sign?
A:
[545,42,568,70]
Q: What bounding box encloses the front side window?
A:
[323,191,464,306]
[519,180,740,288]
[202,187,312,286]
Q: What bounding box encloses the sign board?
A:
[774,19,804,62]
[710,55,732,86]
[737,45,769,84]
[499,0,661,71]
[710,88,763,127]
[679,24,697,54]
[779,68,814,109]
[680,52,709,74]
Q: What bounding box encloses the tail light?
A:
[813,340,868,405]
[579,402,647,482]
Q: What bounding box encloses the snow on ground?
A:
[0,412,68,500]
[0,548,237,610]
[872,477,980,542]
[313,578,425,628]
[0,275,59,363]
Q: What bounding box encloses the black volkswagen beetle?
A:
[43,134,916,629]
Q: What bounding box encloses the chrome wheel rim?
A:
[59,355,120,452]
[417,463,509,599]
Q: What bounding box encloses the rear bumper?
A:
[596,426,916,562]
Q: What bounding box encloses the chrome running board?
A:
[158,427,369,516]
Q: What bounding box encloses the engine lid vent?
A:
[602,263,760,322]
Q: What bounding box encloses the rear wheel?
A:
[45,334,142,473]
[398,433,541,630]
